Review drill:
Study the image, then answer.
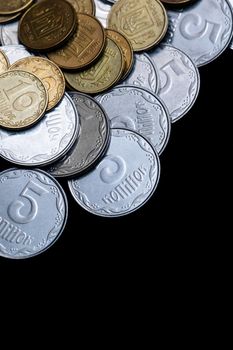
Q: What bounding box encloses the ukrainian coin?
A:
[0,21,19,45]
[68,128,160,217]
[148,44,200,122]
[64,37,124,94]
[0,94,79,166]
[0,70,48,130]
[48,14,105,70]
[18,0,77,51]
[1,44,33,65]
[10,57,65,111]
[122,53,159,94]
[165,0,233,66]
[66,0,95,15]
[0,49,9,74]
[0,12,21,24]
[229,0,233,49]
[0,1,33,15]
[107,0,168,51]
[94,0,111,27]
[47,92,110,177]
[96,85,170,154]
[0,168,68,259]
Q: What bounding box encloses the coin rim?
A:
[0,0,33,15]
[0,48,10,72]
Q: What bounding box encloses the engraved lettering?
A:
[0,217,33,245]
[46,113,62,141]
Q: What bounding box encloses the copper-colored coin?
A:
[107,0,168,52]
[66,0,95,15]
[0,70,48,129]
[0,0,33,15]
[48,14,105,70]
[0,49,9,74]
[10,57,65,111]
[64,36,124,94]
[0,12,21,24]
[18,0,77,51]
[106,29,133,80]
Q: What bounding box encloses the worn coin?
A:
[0,20,19,45]
[0,49,9,74]
[0,12,21,24]
[94,0,111,27]
[68,128,160,217]
[0,1,33,15]
[0,168,68,259]
[1,44,33,65]
[66,0,95,15]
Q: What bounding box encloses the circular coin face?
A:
[10,57,65,111]
[0,168,68,259]
[107,0,168,51]
[0,0,33,15]
[18,0,77,51]
[66,0,95,15]
[0,70,48,130]
[0,49,9,74]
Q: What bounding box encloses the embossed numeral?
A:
[98,155,126,184]
[159,59,185,95]
[3,80,38,111]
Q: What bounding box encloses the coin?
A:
[0,1,33,15]
[0,70,48,130]
[0,12,21,24]
[68,128,160,217]
[0,49,9,74]
[94,0,111,27]
[106,29,134,80]
[64,37,124,94]
[0,44,33,65]
[66,0,95,15]
[0,168,68,259]
[0,21,19,45]
[107,0,168,51]
[48,14,105,70]
[0,94,79,166]
[10,57,65,111]
[18,0,77,51]
[229,0,233,49]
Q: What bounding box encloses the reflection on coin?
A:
[0,70,48,130]
[1,44,33,65]
[0,1,33,15]
[0,21,19,45]
[47,92,110,177]
[19,0,77,51]
[48,14,105,70]
[0,168,68,259]
[108,0,168,51]
[66,0,95,15]
[65,37,124,94]
[165,0,233,66]
[94,0,111,27]
[68,128,160,217]
[0,94,79,166]
[0,49,9,74]
[96,85,170,154]
[0,12,21,24]
[10,57,65,111]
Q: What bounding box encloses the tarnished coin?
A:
[1,44,33,65]
[48,14,105,70]
[165,0,233,66]
[107,0,168,51]
[10,57,65,111]
[68,128,160,217]
[66,0,95,15]
[0,94,79,166]
[106,29,134,80]
[0,20,19,45]
[0,12,21,24]
[0,1,33,15]
[18,0,77,51]
[95,0,111,27]
[96,85,170,154]
[0,168,68,259]
[0,70,48,130]
[64,37,124,94]
[47,92,110,177]
[0,49,9,74]
[148,44,200,122]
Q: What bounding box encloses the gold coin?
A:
[0,70,48,129]
[64,37,124,94]
[107,0,168,52]
[10,57,65,110]
[0,0,33,15]
[0,49,9,74]
[0,12,21,24]
[48,14,105,70]
[106,29,133,80]
[66,0,95,15]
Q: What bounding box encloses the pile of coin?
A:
[0,0,233,258]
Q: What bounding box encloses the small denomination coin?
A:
[0,0,33,15]
[47,92,110,177]
[64,36,124,94]
[0,168,68,259]
[48,14,105,70]
[1,44,33,65]
[0,70,48,130]
[0,49,9,74]
[148,44,200,122]
[94,0,111,27]
[66,0,95,15]
[0,20,19,45]
[68,128,160,217]
[10,57,65,111]
[107,0,168,51]
[96,85,170,154]
[0,12,21,24]
[18,0,77,51]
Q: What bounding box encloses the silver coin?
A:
[0,94,79,167]
[122,53,160,94]
[68,128,160,217]
[0,44,32,65]
[47,92,110,178]
[0,168,68,259]
[94,0,111,27]
[148,44,200,123]
[96,85,170,155]
[0,21,19,46]
[229,0,233,49]
[164,0,233,66]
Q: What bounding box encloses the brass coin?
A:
[0,12,21,24]
[48,14,105,70]
[0,49,9,74]
[0,0,33,15]
[18,0,77,51]
[10,57,65,111]
[64,37,124,94]
[0,70,48,129]
[107,0,168,52]
[66,0,95,15]
[106,29,133,80]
